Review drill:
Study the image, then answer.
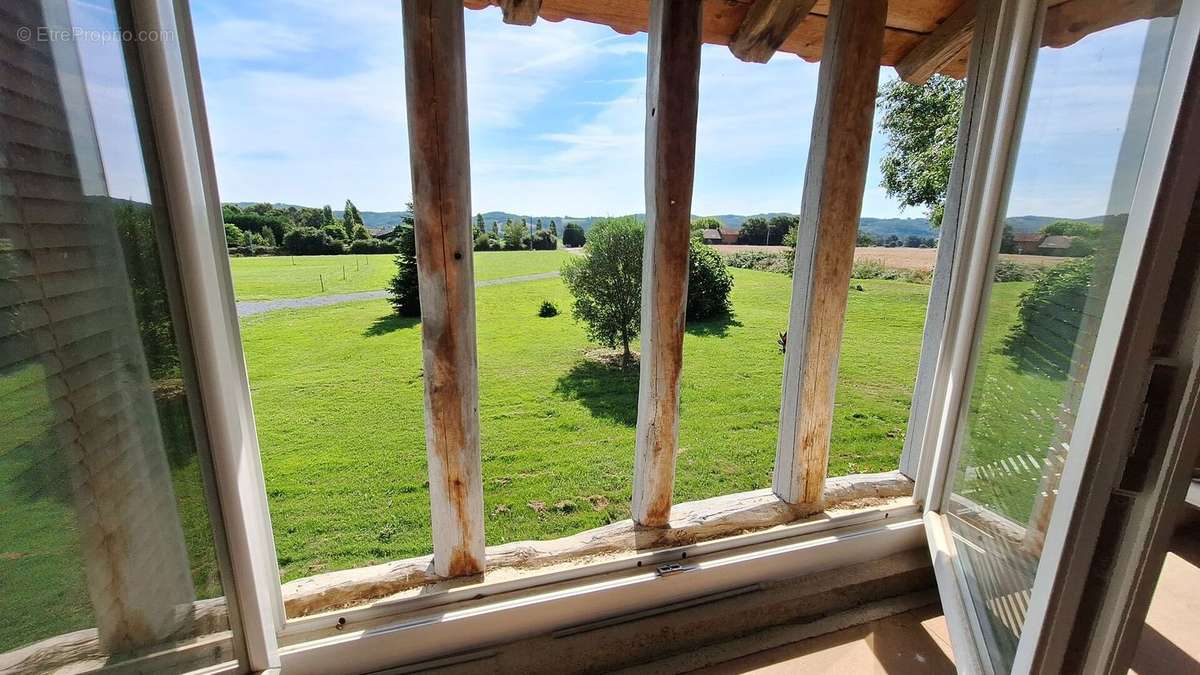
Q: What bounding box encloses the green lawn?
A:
[242,269,941,581]
[229,250,573,300]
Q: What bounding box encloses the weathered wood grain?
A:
[499,0,541,25]
[280,472,915,617]
[730,0,820,63]
[1042,0,1180,49]
[402,0,486,578]
[896,0,975,84]
[776,0,888,506]
[632,0,703,528]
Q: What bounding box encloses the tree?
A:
[562,222,586,247]
[503,218,530,250]
[531,229,557,250]
[999,223,1017,254]
[535,218,543,231]
[475,213,485,236]
[224,223,245,247]
[691,216,722,237]
[1041,219,1102,238]
[767,215,797,246]
[491,222,499,236]
[686,240,733,320]
[883,234,903,248]
[856,232,876,246]
[283,226,344,254]
[387,224,421,316]
[322,205,336,227]
[343,199,363,238]
[561,217,643,366]
[738,216,770,245]
[352,224,371,240]
[549,220,558,237]
[877,75,964,228]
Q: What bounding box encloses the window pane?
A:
[944,12,1178,671]
[0,1,233,670]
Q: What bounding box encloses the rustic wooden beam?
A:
[895,0,975,84]
[730,0,819,63]
[499,0,542,25]
[632,0,703,528]
[402,0,485,577]
[775,0,887,506]
[1042,0,1180,49]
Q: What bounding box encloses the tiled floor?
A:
[705,522,1199,674]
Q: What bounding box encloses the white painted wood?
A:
[402,0,486,577]
[776,0,888,506]
[633,0,702,528]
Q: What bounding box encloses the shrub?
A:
[992,260,1040,282]
[349,238,398,254]
[1004,256,1094,376]
[531,229,558,250]
[850,259,932,284]
[723,250,791,275]
[474,232,501,251]
[502,220,530,250]
[687,239,733,321]
[224,222,244,248]
[562,222,586,248]
[538,300,559,318]
[387,226,421,317]
[283,226,345,255]
[561,217,643,366]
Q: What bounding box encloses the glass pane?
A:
[0,1,234,670]
[945,10,1178,672]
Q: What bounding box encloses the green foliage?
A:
[538,300,559,318]
[343,199,363,239]
[387,226,421,317]
[475,213,486,236]
[1041,220,1102,238]
[737,216,786,245]
[114,201,181,379]
[690,216,722,235]
[503,219,530,250]
[856,232,876,246]
[992,260,1040,282]
[560,217,643,364]
[562,222,586,247]
[351,224,371,241]
[1004,256,1094,375]
[999,223,1017,254]
[686,240,734,321]
[222,208,290,243]
[225,222,245,247]
[549,220,558,237]
[904,235,935,248]
[877,75,964,228]
[723,250,792,274]
[851,259,932,284]
[531,229,557,250]
[474,231,502,251]
[283,226,345,255]
[322,205,335,227]
[348,238,398,254]
[322,223,348,241]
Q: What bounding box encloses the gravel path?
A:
[236,270,561,318]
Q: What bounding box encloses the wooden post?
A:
[402,0,485,577]
[499,0,541,25]
[775,0,887,506]
[632,0,702,528]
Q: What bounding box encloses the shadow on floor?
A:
[553,359,639,427]
[363,313,420,337]
[685,312,743,339]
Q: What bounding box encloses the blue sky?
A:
[177,3,1162,220]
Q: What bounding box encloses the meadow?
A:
[229,249,573,300]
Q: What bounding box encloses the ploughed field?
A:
[712,245,1061,271]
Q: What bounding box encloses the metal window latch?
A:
[655,562,696,577]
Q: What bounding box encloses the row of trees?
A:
[223,200,400,255]
[470,215,588,251]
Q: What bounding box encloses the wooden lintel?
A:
[499,0,542,25]
[402,0,485,578]
[895,0,976,84]
[632,0,703,528]
[730,0,819,63]
[775,0,887,506]
[1042,0,1181,49]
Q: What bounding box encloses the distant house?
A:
[701,228,722,245]
[1012,233,1044,254]
[720,228,739,245]
[1038,234,1076,255]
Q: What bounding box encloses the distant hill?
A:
[228,202,1114,240]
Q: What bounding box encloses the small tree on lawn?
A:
[561,217,643,367]
[387,223,420,317]
[562,222,586,247]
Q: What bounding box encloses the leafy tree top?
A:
[877,75,964,228]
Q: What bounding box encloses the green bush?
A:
[992,260,1040,282]
[723,250,791,274]
[387,226,421,317]
[349,238,398,254]
[283,226,345,255]
[224,222,245,248]
[538,300,559,318]
[474,232,501,251]
[1004,256,1094,376]
[531,229,558,250]
[562,222,586,248]
[687,239,734,321]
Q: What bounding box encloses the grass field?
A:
[229,249,573,300]
[242,268,948,581]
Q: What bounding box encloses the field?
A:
[712,245,1062,271]
[229,249,572,300]
[241,265,944,581]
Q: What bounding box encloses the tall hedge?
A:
[1004,256,1094,376]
